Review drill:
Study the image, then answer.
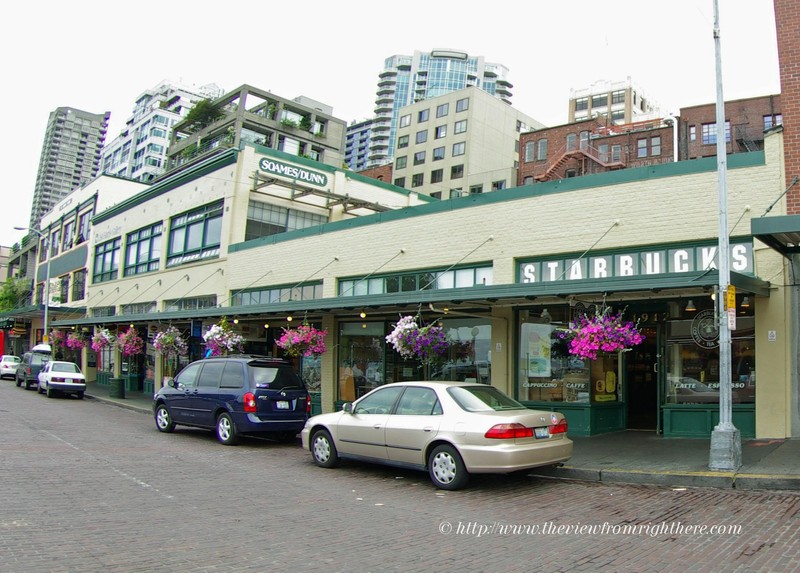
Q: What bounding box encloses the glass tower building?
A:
[366,49,512,168]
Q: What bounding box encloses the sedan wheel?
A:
[428,444,469,490]
[216,413,238,445]
[310,429,339,468]
[46,387,54,398]
[154,404,175,433]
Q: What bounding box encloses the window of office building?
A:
[452,142,465,156]
[436,103,449,118]
[431,169,444,183]
[416,130,428,144]
[396,156,407,169]
[399,114,411,128]
[451,164,464,179]
[414,151,426,165]
[398,135,409,148]
[591,94,608,108]
[433,146,445,161]
[72,269,86,301]
[394,177,406,187]
[574,97,588,111]
[491,180,506,191]
[537,139,548,161]
[245,200,326,242]
[470,184,483,194]
[124,222,162,276]
[435,125,447,139]
[454,120,467,134]
[456,97,469,112]
[611,90,625,104]
[418,109,429,123]
[701,121,731,145]
[167,201,223,267]
[651,136,661,156]
[412,173,424,187]
[93,238,120,283]
[524,141,535,162]
[637,138,648,158]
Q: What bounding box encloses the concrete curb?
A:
[532,465,800,490]
[85,394,151,415]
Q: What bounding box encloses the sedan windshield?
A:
[447,385,527,412]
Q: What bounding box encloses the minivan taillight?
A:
[306,394,311,414]
[243,392,257,413]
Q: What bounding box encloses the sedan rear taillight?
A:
[485,423,534,439]
[52,377,65,383]
[243,392,257,413]
[549,419,568,434]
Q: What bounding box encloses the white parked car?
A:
[301,381,572,490]
[38,361,86,399]
[0,355,21,379]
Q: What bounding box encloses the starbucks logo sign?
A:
[691,309,719,348]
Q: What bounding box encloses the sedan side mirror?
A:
[342,402,353,414]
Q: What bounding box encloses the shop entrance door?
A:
[624,326,660,430]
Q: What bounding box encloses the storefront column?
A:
[492,306,512,395]
[320,314,336,414]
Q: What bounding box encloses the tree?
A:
[183,99,224,133]
[0,277,32,312]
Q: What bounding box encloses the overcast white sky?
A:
[0,0,779,248]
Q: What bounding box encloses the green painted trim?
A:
[93,148,239,224]
[39,245,88,281]
[231,151,766,254]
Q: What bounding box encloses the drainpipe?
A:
[664,114,679,162]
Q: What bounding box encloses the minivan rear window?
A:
[251,364,305,390]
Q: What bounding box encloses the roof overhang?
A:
[752,214,800,257]
[50,270,770,328]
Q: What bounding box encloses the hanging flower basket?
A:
[91,328,114,353]
[65,331,87,351]
[117,326,145,357]
[49,329,65,350]
[386,315,449,365]
[153,325,188,358]
[277,323,327,358]
[203,317,244,356]
[559,306,645,360]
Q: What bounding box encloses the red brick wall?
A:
[518,119,673,185]
[775,0,800,214]
[356,163,393,184]
[679,95,781,159]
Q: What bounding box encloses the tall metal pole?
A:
[15,226,51,345]
[708,0,741,471]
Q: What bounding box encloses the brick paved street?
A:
[1,381,798,573]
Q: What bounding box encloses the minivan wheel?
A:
[15,376,21,387]
[216,413,238,445]
[25,379,32,391]
[310,429,339,468]
[154,404,175,433]
[428,444,469,490]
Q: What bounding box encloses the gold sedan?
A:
[301,381,572,490]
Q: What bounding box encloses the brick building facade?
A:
[774,0,800,214]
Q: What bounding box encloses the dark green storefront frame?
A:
[523,401,626,436]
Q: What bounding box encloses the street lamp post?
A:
[15,226,51,344]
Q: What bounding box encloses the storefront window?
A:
[518,308,620,403]
[433,318,492,384]
[665,316,755,404]
[338,322,386,401]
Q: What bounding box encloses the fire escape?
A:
[534,141,626,182]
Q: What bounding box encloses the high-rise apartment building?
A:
[29,107,110,229]
[365,49,512,168]
[345,118,374,171]
[101,80,223,183]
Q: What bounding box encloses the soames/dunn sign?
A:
[258,158,328,187]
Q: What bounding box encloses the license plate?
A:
[275,401,289,410]
[534,427,550,439]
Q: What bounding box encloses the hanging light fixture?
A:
[741,296,751,309]
[685,300,697,312]
[359,311,367,319]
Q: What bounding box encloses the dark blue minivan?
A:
[153,355,310,445]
